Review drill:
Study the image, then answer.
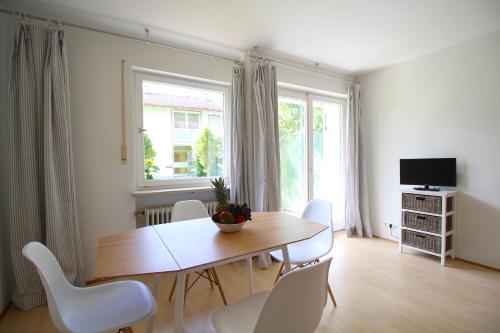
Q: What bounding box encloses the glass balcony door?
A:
[278,95,307,214]
[278,89,345,230]
[310,97,344,231]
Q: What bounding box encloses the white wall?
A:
[360,29,500,268]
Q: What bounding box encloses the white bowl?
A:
[214,221,247,232]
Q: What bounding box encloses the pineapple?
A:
[211,177,229,212]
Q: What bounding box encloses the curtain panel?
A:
[344,81,372,237]
[229,63,250,205]
[251,61,281,212]
[230,58,281,212]
[8,23,85,310]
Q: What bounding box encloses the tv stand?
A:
[400,190,456,265]
[413,185,440,191]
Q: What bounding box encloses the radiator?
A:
[143,201,218,226]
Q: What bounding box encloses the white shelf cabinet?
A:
[399,190,457,265]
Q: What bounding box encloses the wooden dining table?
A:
[94,211,327,333]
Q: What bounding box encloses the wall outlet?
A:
[384,222,399,229]
[384,222,400,240]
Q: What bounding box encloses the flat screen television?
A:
[400,158,456,191]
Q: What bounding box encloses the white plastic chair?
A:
[23,242,156,333]
[212,257,332,333]
[270,199,337,306]
[170,199,210,222]
[168,200,228,305]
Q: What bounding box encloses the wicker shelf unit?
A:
[399,190,457,265]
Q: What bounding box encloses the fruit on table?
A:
[219,211,235,224]
[211,177,229,212]
[235,215,247,223]
[212,212,221,223]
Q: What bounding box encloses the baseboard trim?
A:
[0,302,12,322]
[454,258,500,272]
[373,234,398,243]
[373,234,500,272]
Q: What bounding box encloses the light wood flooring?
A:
[1,232,499,333]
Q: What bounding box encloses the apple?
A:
[219,211,235,224]
[212,212,221,223]
[235,215,246,223]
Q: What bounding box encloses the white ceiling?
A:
[5,0,500,73]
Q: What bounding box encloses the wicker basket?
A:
[403,211,442,233]
[402,229,441,254]
[402,229,452,254]
[402,193,442,214]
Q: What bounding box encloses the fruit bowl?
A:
[214,221,247,233]
[211,203,251,233]
[210,177,251,233]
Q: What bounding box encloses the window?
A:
[135,71,230,188]
[278,89,345,230]
[208,114,221,133]
[173,111,201,142]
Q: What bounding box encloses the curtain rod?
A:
[0,8,352,81]
[0,8,239,63]
[248,54,351,81]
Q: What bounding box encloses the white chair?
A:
[212,257,332,333]
[270,199,337,306]
[168,200,227,305]
[23,242,156,333]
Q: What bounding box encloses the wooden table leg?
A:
[174,271,185,333]
[147,274,160,333]
[247,257,254,295]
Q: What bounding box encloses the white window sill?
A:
[132,186,213,197]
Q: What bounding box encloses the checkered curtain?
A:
[8,23,85,310]
[344,81,372,237]
[251,60,281,212]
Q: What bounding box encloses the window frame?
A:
[277,87,346,213]
[133,70,231,190]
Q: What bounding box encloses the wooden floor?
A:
[1,232,500,333]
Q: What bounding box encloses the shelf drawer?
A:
[402,211,450,234]
[402,193,442,214]
[402,229,452,254]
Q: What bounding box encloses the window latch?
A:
[138,127,147,133]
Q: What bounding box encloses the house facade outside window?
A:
[135,70,230,188]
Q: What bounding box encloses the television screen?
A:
[400,158,456,187]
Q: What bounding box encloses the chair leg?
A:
[327,283,337,307]
[183,273,190,307]
[168,275,177,301]
[211,268,228,305]
[274,262,284,285]
[206,269,214,289]
[317,258,337,307]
